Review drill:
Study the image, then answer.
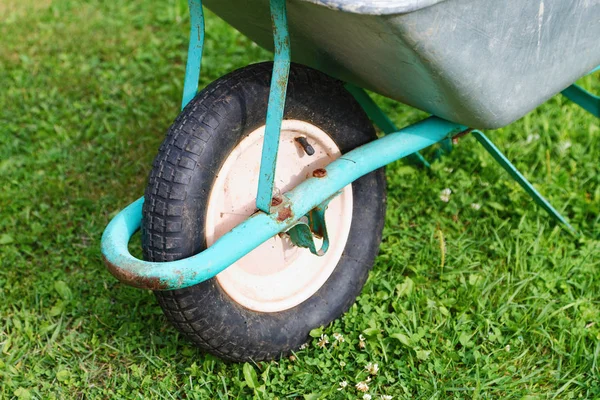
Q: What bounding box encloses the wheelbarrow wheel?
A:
[142,62,386,362]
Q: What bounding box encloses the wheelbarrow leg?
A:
[181,0,205,110]
[472,130,577,235]
[344,85,430,168]
[256,0,291,213]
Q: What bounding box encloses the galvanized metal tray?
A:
[204,0,600,128]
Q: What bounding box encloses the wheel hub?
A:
[204,120,353,312]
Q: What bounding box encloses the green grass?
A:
[1,0,599,398]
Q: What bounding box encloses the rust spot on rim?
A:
[271,196,283,206]
[312,168,327,178]
[103,255,170,291]
[277,205,293,222]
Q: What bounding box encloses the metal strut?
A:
[472,130,577,235]
[181,0,205,110]
[256,0,291,213]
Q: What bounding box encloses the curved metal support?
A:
[102,117,464,290]
[287,196,334,256]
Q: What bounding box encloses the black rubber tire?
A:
[141,62,386,362]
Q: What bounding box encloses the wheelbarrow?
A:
[101,0,600,361]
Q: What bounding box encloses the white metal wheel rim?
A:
[205,120,353,313]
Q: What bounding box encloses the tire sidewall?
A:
[145,63,386,361]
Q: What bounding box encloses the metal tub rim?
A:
[298,0,447,14]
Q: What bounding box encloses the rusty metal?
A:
[271,196,283,206]
[277,205,293,222]
[103,256,171,290]
[452,128,473,142]
[312,168,327,178]
[102,116,463,291]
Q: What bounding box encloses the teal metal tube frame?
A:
[256,0,291,213]
[102,117,465,290]
[472,130,577,235]
[101,0,598,290]
[181,0,205,109]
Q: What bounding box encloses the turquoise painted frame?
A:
[100,0,598,290]
[256,0,291,213]
[472,130,577,235]
[102,117,465,289]
[181,0,205,110]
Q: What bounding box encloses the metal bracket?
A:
[472,130,577,235]
[287,198,332,256]
[181,0,205,110]
[256,0,291,213]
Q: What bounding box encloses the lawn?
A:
[1,0,599,398]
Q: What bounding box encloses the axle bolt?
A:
[295,136,315,156]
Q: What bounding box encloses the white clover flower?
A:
[356,381,369,392]
[365,362,379,375]
[358,334,367,349]
[470,203,481,210]
[340,361,346,367]
[299,343,308,350]
[333,332,345,343]
[337,381,348,391]
[440,188,452,203]
[317,334,329,348]
[505,344,511,352]
[363,394,372,400]
[381,395,393,400]
[559,140,572,153]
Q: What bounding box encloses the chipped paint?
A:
[256,0,291,213]
[102,117,463,291]
[103,255,171,290]
[277,205,293,221]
